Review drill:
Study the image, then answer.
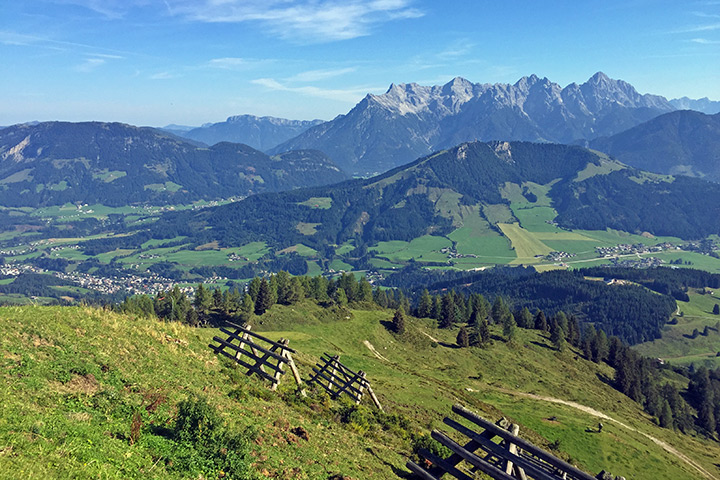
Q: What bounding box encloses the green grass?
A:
[635,289,720,368]
[573,158,625,182]
[370,235,453,264]
[512,205,560,233]
[1,304,719,479]
[297,197,332,209]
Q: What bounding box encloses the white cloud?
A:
[76,57,106,72]
[287,67,357,82]
[206,57,274,70]
[252,77,383,102]
[150,71,179,80]
[672,22,720,33]
[691,37,720,43]
[172,0,423,43]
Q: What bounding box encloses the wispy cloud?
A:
[672,22,720,33]
[173,0,423,43]
[76,57,106,72]
[287,67,357,82]
[252,77,383,102]
[206,57,274,70]
[0,30,136,57]
[75,53,123,72]
[691,37,720,43]
[150,71,179,80]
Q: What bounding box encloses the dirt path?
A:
[497,388,717,480]
[420,331,440,343]
[363,340,389,362]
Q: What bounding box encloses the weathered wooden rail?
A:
[209,321,304,394]
[308,353,383,410]
[407,404,598,480]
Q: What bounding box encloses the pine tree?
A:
[212,288,223,309]
[502,312,517,343]
[456,326,470,348]
[391,308,406,335]
[358,277,373,303]
[534,310,548,331]
[417,289,433,318]
[517,307,533,329]
[334,288,348,307]
[491,296,510,325]
[477,316,491,346]
[255,278,273,315]
[659,399,674,429]
[193,283,211,313]
[247,277,261,302]
[714,304,720,315]
[439,294,456,329]
[550,320,566,351]
[239,294,254,321]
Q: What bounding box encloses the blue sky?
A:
[1,0,719,127]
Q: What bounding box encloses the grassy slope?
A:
[635,289,720,368]
[2,304,720,479]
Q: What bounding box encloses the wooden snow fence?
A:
[308,353,383,411]
[209,321,305,395]
[407,404,597,480]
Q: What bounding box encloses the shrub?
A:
[163,396,255,479]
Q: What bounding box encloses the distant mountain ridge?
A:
[269,72,676,175]
[174,114,324,151]
[670,97,720,115]
[0,121,347,207]
[590,110,720,182]
[156,141,720,254]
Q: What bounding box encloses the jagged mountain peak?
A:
[270,73,678,175]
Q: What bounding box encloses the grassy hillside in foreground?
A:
[2,304,720,479]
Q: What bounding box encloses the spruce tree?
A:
[659,399,674,429]
[550,320,566,351]
[456,326,470,348]
[534,310,548,331]
[502,312,517,343]
[714,304,720,315]
[439,294,456,329]
[391,308,406,335]
[517,307,533,329]
[334,288,348,306]
[417,289,433,318]
[255,278,272,315]
[193,283,211,313]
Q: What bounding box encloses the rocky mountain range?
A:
[171,115,324,151]
[268,72,676,175]
[0,122,347,207]
[670,97,720,115]
[590,110,720,182]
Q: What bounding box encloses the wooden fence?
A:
[209,321,304,394]
[407,404,598,480]
[308,353,383,410]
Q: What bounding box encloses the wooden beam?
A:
[406,461,442,480]
[431,430,518,480]
[452,405,596,480]
[211,337,284,373]
[417,449,478,480]
[217,329,290,364]
[222,323,298,354]
[310,366,366,397]
[309,368,363,400]
[505,423,528,480]
[210,345,280,384]
[444,418,556,480]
